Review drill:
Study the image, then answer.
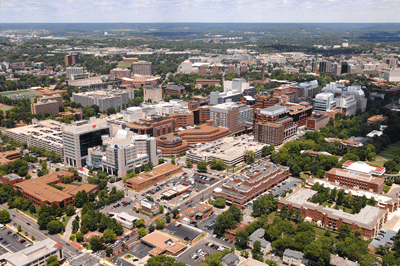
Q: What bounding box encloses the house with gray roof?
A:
[283,249,305,266]
[222,253,240,266]
[248,228,271,253]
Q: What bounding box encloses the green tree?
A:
[46,255,59,266]
[89,236,102,251]
[76,232,84,242]
[155,219,166,229]
[0,209,10,224]
[186,161,193,168]
[244,150,257,164]
[106,107,116,116]
[102,228,117,243]
[105,247,113,257]
[149,225,155,233]
[235,230,249,249]
[47,220,64,234]
[137,227,147,238]
[136,218,145,227]
[252,194,278,218]
[66,205,76,216]
[197,160,207,173]
[146,255,186,266]
[213,198,226,208]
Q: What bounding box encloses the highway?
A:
[0,205,79,259]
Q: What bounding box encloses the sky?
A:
[0,0,399,23]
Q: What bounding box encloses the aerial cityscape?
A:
[1,1,400,266]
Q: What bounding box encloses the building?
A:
[283,249,305,266]
[110,68,131,80]
[335,95,357,116]
[126,164,181,191]
[325,137,363,150]
[125,115,177,137]
[321,84,367,112]
[221,253,240,266]
[66,76,121,91]
[198,65,207,76]
[157,134,189,156]
[341,160,386,177]
[314,93,336,112]
[122,57,138,64]
[31,95,63,117]
[248,228,272,253]
[212,65,220,75]
[110,212,138,229]
[144,86,162,103]
[66,67,84,78]
[180,204,214,223]
[319,61,332,73]
[140,231,187,257]
[384,68,400,82]
[224,79,250,93]
[368,115,388,125]
[169,112,194,127]
[65,54,79,66]
[1,173,24,186]
[253,105,298,145]
[87,130,161,177]
[209,90,242,105]
[72,89,134,112]
[162,84,186,96]
[330,255,360,266]
[213,162,290,208]
[227,65,235,74]
[210,102,253,134]
[278,189,388,238]
[287,103,313,126]
[5,119,64,156]
[306,113,330,131]
[15,170,99,208]
[121,76,160,88]
[0,150,21,165]
[187,135,264,167]
[325,168,384,193]
[0,239,64,266]
[137,199,160,216]
[132,61,152,76]
[62,118,111,168]
[195,79,221,89]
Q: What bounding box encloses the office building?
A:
[335,95,357,116]
[140,231,187,257]
[209,90,242,105]
[212,65,219,75]
[325,168,384,193]
[321,84,367,112]
[122,57,138,64]
[198,64,207,76]
[31,96,61,117]
[1,173,24,186]
[384,68,400,82]
[0,150,21,166]
[319,61,332,73]
[125,115,177,137]
[325,137,363,150]
[65,54,79,66]
[210,102,253,134]
[169,112,194,127]
[306,113,330,131]
[213,162,290,208]
[223,78,250,93]
[66,76,121,91]
[0,239,64,266]
[298,80,319,98]
[132,61,152,76]
[162,84,186,96]
[5,119,64,156]
[186,135,264,167]
[314,93,336,112]
[278,189,387,238]
[87,130,161,177]
[179,204,214,223]
[14,170,99,208]
[383,58,398,68]
[144,86,162,103]
[72,88,134,112]
[110,68,131,80]
[341,160,386,177]
[126,164,181,191]
[66,67,84,78]
[287,103,313,126]
[227,65,235,73]
[62,118,111,168]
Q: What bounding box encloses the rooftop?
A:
[140,231,186,255]
[2,173,23,181]
[127,164,181,185]
[260,105,288,116]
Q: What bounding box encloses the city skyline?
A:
[1,0,399,23]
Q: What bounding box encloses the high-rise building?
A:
[383,68,400,82]
[210,102,253,134]
[62,118,111,168]
[198,65,207,76]
[87,130,161,177]
[227,64,235,73]
[314,93,336,112]
[132,61,152,76]
[72,89,134,112]
[65,54,79,66]
[335,95,357,116]
[143,86,162,103]
[319,61,332,73]
[240,65,248,73]
[383,58,398,68]
[209,90,242,105]
[212,65,219,75]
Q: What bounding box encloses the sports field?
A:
[0,90,38,102]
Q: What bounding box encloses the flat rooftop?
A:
[260,105,288,116]
[127,164,181,185]
[327,168,384,185]
[140,231,186,255]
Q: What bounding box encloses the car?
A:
[229,240,233,244]
[6,231,12,235]
[132,258,139,262]
[26,223,30,226]
[25,243,32,247]
[2,241,7,245]
[196,249,202,253]
[12,214,15,217]
[184,236,190,241]
[191,254,199,260]
[13,223,16,226]
[66,243,70,246]
[130,232,135,237]
[387,242,394,246]
[12,233,17,237]
[19,238,26,243]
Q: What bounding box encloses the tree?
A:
[89,236,102,251]
[76,232,84,242]
[0,209,10,224]
[106,247,113,257]
[262,145,274,157]
[61,176,72,184]
[213,198,226,208]
[17,225,21,232]
[197,160,207,173]
[304,241,331,266]
[252,194,278,218]
[102,228,117,243]
[155,219,166,229]
[47,220,64,234]
[244,150,256,164]
[136,218,145,227]
[166,215,171,223]
[137,227,147,238]
[149,225,155,233]
[146,255,186,266]
[171,158,175,165]
[186,161,193,168]
[235,230,249,249]
[46,255,59,266]
[66,205,76,216]
[75,190,88,208]
[106,107,116,116]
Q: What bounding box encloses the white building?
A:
[314,92,336,112]
[335,95,357,116]
[383,68,400,82]
[66,67,84,78]
[209,90,242,105]
[223,78,250,93]
[321,84,367,112]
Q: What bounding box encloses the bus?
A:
[181,194,190,201]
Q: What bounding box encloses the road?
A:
[0,205,79,259]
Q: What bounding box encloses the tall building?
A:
[65,54,79,66]
[240,64,248,73]
[209,90,242,105]
[87,130,161,177]
[72,89,134,112]
[321,84,367,112]
[335,95,357,116]
[132,61,152,76]
[212,65,219,75]
[31,98,60,117]
[210,102,253,134]
[125,115,177,138]
[198,65,207,76]
[383,68,400,82]
[298,80,318,98]
[66,67,84,78]
[314,93,336,112]
[62,118,111,168]
[110,68,131,80]
[144,86,162,103]
[383,58,398,68]
[227,64,235,73]
[319,61,332,73]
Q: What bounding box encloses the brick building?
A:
[287,103,313,126]
[132,61,152,76]
[198,65,207,76]
[169,112,194,127]
[213,162,290,208]
[367,115,388,125]
[65,54,79,66]
[306,113,330,131]
[31,98,60,117]
[125,115,177,137]
[240,94,278,109]
[158,134,190,156]
[212,65,219,75]
[210,102,253,135]
[179,204,214,223]
[0,150,21,165]
[325,137,363,150]
[227,65,235,74]
[1,173,24,187]
[126,164,181,191]
[278,189,388,238]
[325,168,384,193]
[195,79,221,89]
[110,68,131,80]
[162,84,186,96]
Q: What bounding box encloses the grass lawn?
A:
[383,185,391,194]
[117,61,131,69]
[380,142,400,159]
[336,205,353,214]
[62,215,73,227]
[19,208,39,221]
[367,156,387,167]
[312,225,339,239]
[0,104,13,111]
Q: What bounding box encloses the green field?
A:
[367,156,387,167]
[0,89,33,96]
[379,142,400,159]
[0,104,14,111]
[117,61,131,69]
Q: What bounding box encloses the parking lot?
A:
[164,223,202,241]
[370,229,397,248]
[127,242,153,259]
[177,238,229,266]
[99,198,152,223]
[270,177,302,198]
[197,214,218,232]
[0,227,31,253]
